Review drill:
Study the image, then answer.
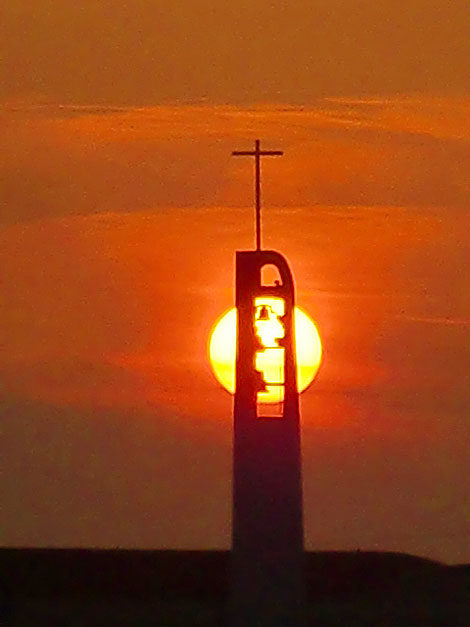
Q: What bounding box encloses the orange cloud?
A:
[2,96,469,224]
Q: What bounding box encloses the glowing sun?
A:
[209,304,322,400]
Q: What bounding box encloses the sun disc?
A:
[209,305,322,399]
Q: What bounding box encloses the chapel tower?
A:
[230,141,305,627]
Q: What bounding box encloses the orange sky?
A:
[2,1,469,103]
[1,1,470,563]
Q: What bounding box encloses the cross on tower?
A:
[232,139,283,251]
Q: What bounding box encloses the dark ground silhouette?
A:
[1,548,469,626]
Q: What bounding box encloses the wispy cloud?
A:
[399,315,470,326]
[1,95,469,225]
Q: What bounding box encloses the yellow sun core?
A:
[209,302,322,401]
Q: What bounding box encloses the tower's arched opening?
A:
[260,263,283,287]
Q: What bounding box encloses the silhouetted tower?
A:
[229,140,305,627]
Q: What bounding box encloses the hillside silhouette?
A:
[2,548,469,626]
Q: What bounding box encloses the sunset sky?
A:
[2,1,469,563]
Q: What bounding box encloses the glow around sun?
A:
[209,305,322,400]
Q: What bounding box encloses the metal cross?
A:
[232,139,283,251]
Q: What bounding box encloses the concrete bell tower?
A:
[229,142,305,627]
